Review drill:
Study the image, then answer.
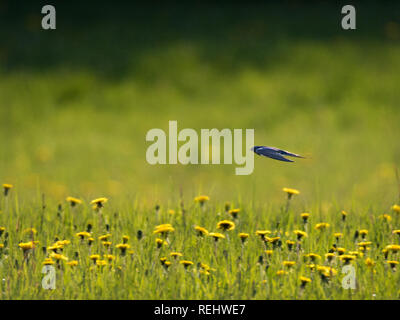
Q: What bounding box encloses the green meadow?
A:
[0,2,399,299]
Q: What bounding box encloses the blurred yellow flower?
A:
[43,258,55,265]
[170,252,183,258]
[209,232,225,241]
[194,226,209,236]
[282,188,300,195]
[154,225,175,235]
[239,233,249,242]
[194,195,209,205]
[294,230,307,239]
[99,234,112,241]
[315,223,330,231]
[300,276,311,287]
[66,196,82,206]
[90,197,108,208]
[217,220,235,231]
[228,208,240,218]
[276,270,288,276]
[283,261,296,268]
[180,260,194,268]
[3,183,13,196]
[391,204,400,213]
[76,231,91,239]
[301,213,310,222]
[340,255,356,263]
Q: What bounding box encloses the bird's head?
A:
[251,146,262,152]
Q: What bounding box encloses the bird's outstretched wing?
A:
[269,147,305,159]
[253,146,304,163]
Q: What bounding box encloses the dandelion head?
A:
[228,208,240,219]
[66,196,82,207]
[194,226,209,237]
[208,232,225,242]
[217,220,235,232]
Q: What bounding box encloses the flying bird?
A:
[252,146,305,162]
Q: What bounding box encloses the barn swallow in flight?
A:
[252,146,305,162]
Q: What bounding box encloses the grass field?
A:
[0,1,400,299]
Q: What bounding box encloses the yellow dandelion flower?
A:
[358,242,371,253]
[66,196,82,206]
[317,266,337,277]
[325,253,335,261]
[239,233,249,243]
[194,195,209,205]
[265,250,273,256]
[340,255,356,263]
[283,261,296,268]
[385,244,400,252]
[42,258,55,265]
[90,197,108,208]
[102,241,112,248]
[116,243,131,253]
[286,240,296,250]
[3,183,13,196]
[18,241,35,252]
[255,230,271,239]
[315,223,330,231]
[294,230,307,240]
[348,251,360,257]
[301,213,310,222]
[337,247,346,255]
[66,260,78,267]
[90,254,100,262]
[306,264,316,271]
[160,257,167,265]
[365,258,375,268]
[265,236,280,244]
[153,225,175,235]
[306,253,321,262]
[228,208,240,218]
[170,252,183,258]
[200,269,210,276]
[99,234,112,241]
[379,214,392,222]
[282,188,300,196]
[96,259,107,267]
[122,235,130,243]
[23,228,37,235]
[50,253,68,261]
[76,231,91,239]
[104,254,115,262]
[194,226,209,236]
[217,220,235,231]
[199,263,210,270]
[391,204,400,213]
[209,232,225,241]
[359,229,369,237]
[155,238,168,248]
[180,260,194,268]
[300,276,312,287]
[334,233,343,239]
[387,261,399,269]
[276,270,288,276]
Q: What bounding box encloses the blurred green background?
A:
[0,1,400,208]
